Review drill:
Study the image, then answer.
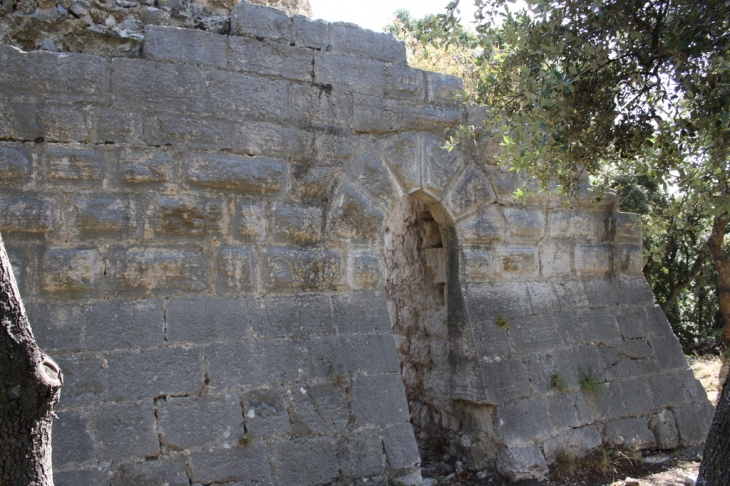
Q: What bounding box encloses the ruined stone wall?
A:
[0,1,717,484]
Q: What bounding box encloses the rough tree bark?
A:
[0,233,62,486]
[697,371,730,486]
[708,213,730,344]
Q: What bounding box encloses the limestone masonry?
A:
[0,1,717,484]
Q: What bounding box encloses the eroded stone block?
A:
[93,402,159,461]
[159,395,243,449]
[329,185,384,241]
[189,443,272,485]
[230,0,292,41]
[271,438,340,486]
[144,25,228,68]
[604,418,656,449]
[263,247,341,290]
[542,425,602,463]
[272,203,324,243]
[187,152,283,193]
[243,388,291,437]
[41,248,103,297]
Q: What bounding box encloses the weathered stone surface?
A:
[152,196,223,238]
[547,210,597,239]
[459,205,506,244]
[305,334,400,377]
[583,278,619,307]
[352,94,401,133]
[649,334,687,370]
[575,244,613,276]
[111,455,189,486]
[53,411,95,466]
[159,395,243,449]
[231,0,292,41]
[497,397,553,446]
[291,83,352,129]
[329,185,384,241]
[315,54,386,97]
[12,102,89,142]
[91,108,143,144]
[52,353,105,408]
[649,409,679,449]
[207,69,290,121]
[350,374,410,425]
[243,388,291,437]
[444,166,495,218]
[605,418,657,449]
[337,429,385,478]
[83,299,165,351]
[217,247,255,292]
[384,423,420,470]
[461,247,493,283]
[119,149,171,184]
[464,282,533,319]
[271,438,340,486]
[237,203,268,240]
[0,147,31,183]
[386,64,426,101]
[143,25,228,68]
[73,195,136,237]
[252,293,333,338]
[426,71,464,105]
[44,146,103,182]
[508,314,564,353]
[207,340,303,389]
[40,248,103,297]
[494,246,539,279]
[346,250,384,289]
[293,15,329,50]
[55,468,110,486]
[143,114,233,151]
[262,247,341,290]
[234,121,312,161]
[672,400,716,446]
[496,445,548,481]
[349,151,398,205]
[0,197,53,235]
[167,295,249,343]
[330,22,406,63]
[105,347,203,401]
[421,133,462,197]
[480,357,532,403]
[504,207,546,240]
[230,35,313,81]
[290,382,349,435]
[113,247,210,293]
[620,378,653,416]
[333,291,390,333]
[542,425,602,463]
[382,132,420,191]
[189,443,272,485]
[93,402,159,461]
[187,152,283,193]
[272,203,324,243]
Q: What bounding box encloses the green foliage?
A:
[319,356,341,377]
[549,373,568,393]
[578,368,602,394]
[494,315,511,330]
[239,434,252,446]
[384,9,475,46]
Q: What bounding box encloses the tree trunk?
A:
[0,233,62,486]
[707,213,730,344]
[697,371,730,486]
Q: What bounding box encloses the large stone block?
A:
[12,102,89,143]
[262,246,342,290]
[400,101,463,131]
[90,107,143,144]
[186,152,283,193]
[0,146,31,184]
[207,69,290,121]
[421,132,463,197]
[329,185,384,241]
[243,388,291,437]
[252,293,334,338]
[314,53,386,97]
[382,132,420,192]
[52,353,105,409]
[504,207,546,240]
[384,423,420,470]
[649,409,679,449]
[290,83,352,129]
[217,247,255,292]
[547,210,597,240]
[43,146,103,183]
[236,203,268,240]
[350,374,410,426]
[40,248,103,298]
[143,25,228,68]
[464,282,533,320]
[305,334,400,378]
[0,197,53,235]
[189,443,272,484]
[105,347,203,401]
[25,302,83,352]
[272,203,324,243]
[348,150,398,205]
[293,15,330,50]
[206,340,304,389]
[494,245,539,279]
[233,121,312,161]
[53,411,95,466]
[111,58,205,113]
[542,425,602,463]
[644,305,675,337]
[647,372,690,409]
[426,71,464,105]
[83,299,165,351]
[480,357,532,403]
[508,314,564,354]
[385,64,426,101]
[93,402,159,462]
[346,250,384,289]
[72,194,137,238]
[618,244,644,275]
[648,334,687,371]
[0,45,109,103]
[526,282,561,314]
[444,166,496,218]
[333,291,390,334]
[459,205,507,244]
[337,429,385,478]
[470,318,512,358]
[620,378,653,416]
[546,392,581,430]
[616,305,649,339]
[330,21,406,63]
[151,195,223,238]
[672,400,715,446]
[604,418,656,449]
[352,94,401,133]
[167,295,250,343]
[290,382,349,435]
[55,467,110,486]
[575,244,613,277]
[461,247,494,283]
[143,114,233,151]
[496,444,548,481]
[113,246,210,293]
[552,280,590,309]
[111,455,189,486]
[582,278,619,307]
[229,35,314,82]
[271,438,340,486]
[119,148,172,184]
[158,395,243,449]
[574,308,622,344]
[231,0,292,41]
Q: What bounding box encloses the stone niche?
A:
[0,1,716,484]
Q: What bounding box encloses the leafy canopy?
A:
[441,0,730,212]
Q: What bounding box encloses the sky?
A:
[307,0,480,33]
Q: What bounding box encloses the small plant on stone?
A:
[239,434,252,447]
[319,356,341,377]
[579,368,602,393]
[494,315,511,330]
[549,373,568,393]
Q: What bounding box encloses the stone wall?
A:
[0,1,716,484]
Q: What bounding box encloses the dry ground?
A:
[427,356,728,486]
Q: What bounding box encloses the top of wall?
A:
[0,0,403,61]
